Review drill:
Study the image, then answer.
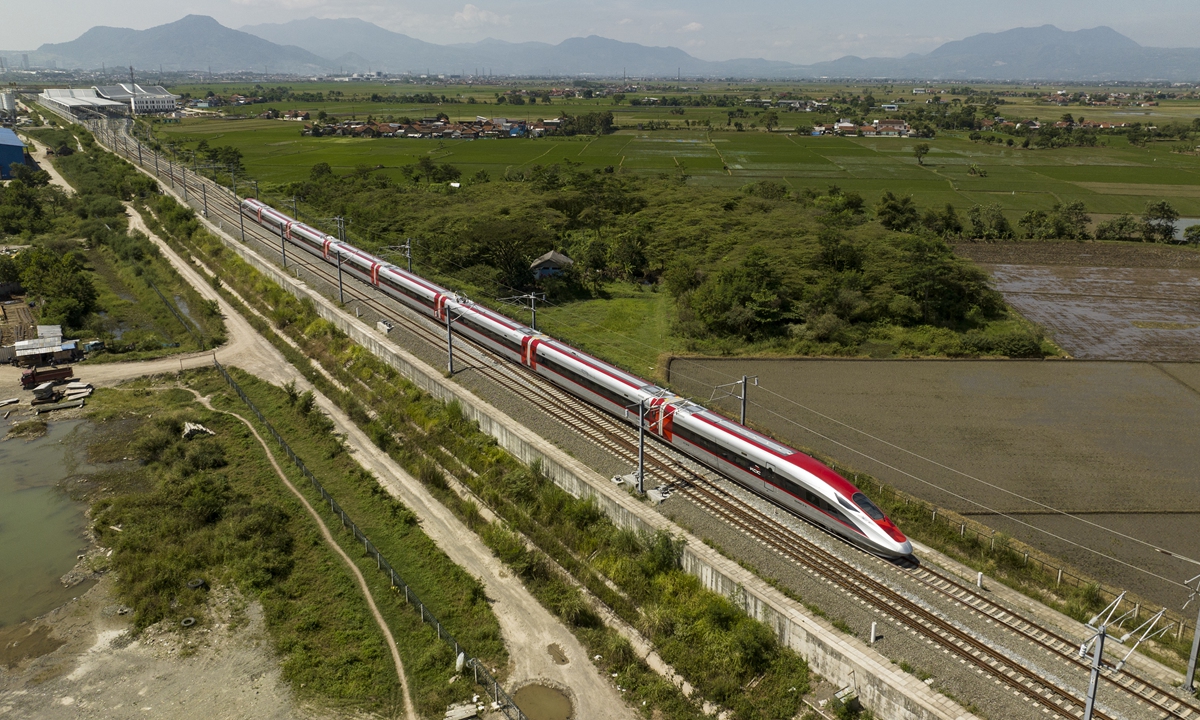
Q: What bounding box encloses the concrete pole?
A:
[336,250,344,303]
[1186,603,1200,694]
[1083,628,1106,720]
[740,375,748,425]
[637,400,645,495]
[279,223,285,266]
[202,183,207,218]
[446,310,454,375]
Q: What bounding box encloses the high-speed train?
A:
[241,198,912,557]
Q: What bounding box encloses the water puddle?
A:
[512,684,573,720]
[0,419,99,627]
[547,643,568,665]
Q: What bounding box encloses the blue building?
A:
[0,128,25,179]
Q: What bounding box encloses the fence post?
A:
[960,523,965,537]
[1057,568,1063,586]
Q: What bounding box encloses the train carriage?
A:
[237,198,911,558]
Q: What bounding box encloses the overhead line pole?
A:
[1185,573,1200,694]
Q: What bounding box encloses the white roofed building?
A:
[39,88,127,116]
[93,84,179,114]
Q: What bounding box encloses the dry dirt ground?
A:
[0,576,335,720]
[668,357,1200,611]
[954,241,1200,360]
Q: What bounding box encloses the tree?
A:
[761,111,779,132]
[309,162,332,180]
[876,191,919,232]
[1184,224,1200,246]
[1095,214,1141,241]
[1142,200,1179,243]
[966,204,1014,241]
[913,143,930,165]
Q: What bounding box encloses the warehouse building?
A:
[93,84,179,114]
[0,127,25,179]
[39,88,126,117]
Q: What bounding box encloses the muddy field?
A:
[955,241,1200,361]
[0,576,342,720]
[667,358,1200,611]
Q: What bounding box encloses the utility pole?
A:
[333,216,347,302]
[1079,593,1127,720]
[1185,574,1200,694]
[623,399,648,495]
[383,239,413,273]
[292,195,298,220]
[711,375,758,425]
[445,304,459,375]
[499,292,546,331]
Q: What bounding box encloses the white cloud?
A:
[679,21,703,33]
[617,17,633,25]
[453,3,509,27]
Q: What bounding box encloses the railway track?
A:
[97,121,1197,720]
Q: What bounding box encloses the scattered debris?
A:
[444,702,478,720]
[182,422,215,439]
[0,397,18,407]
[33,399,84,414]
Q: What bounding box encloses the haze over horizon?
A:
[7,0,1200,66]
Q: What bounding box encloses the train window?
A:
[539,356,629,408]
[836,495,860,514]
[852,493,886,521]
[457,314,521,352]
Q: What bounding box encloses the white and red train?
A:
[241,198,912,557]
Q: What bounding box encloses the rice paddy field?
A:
[154,81,1200,218]
[668,357,1200,612]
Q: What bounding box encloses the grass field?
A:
[155,115,1200,218]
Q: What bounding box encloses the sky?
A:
[7,0,1200,63]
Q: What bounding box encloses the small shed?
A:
[530,250,574,279]
[0,128,25,180]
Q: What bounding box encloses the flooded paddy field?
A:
[668,357,1200,610]
[955,241,1200,361]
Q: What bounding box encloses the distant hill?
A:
[30,15,331,74]
[241,18,789,77]
[9,16,1200,81]
[805,25,1200,81]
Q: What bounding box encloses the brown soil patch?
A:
[0,624,64,669]
[954,241,1200,269]
[667,357,1200,611]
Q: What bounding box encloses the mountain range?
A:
[7,15,1200,81]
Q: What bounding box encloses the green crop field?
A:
[155,116,1200,218]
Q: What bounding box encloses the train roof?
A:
[684,406,859,499]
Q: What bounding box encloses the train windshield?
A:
[852,493,886,521]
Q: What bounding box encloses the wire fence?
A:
[212,359,526,720]
[865,479,1195,643]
